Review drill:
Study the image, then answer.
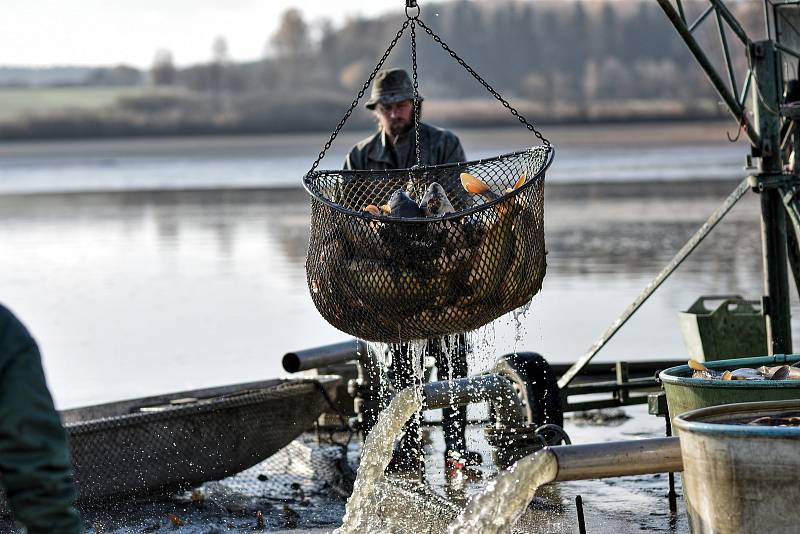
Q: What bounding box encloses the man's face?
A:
[374,100,414,138]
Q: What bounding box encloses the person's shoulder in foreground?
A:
[0,303,83,534]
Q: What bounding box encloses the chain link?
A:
[410,18,422,169]
[306,20,411,175]
[416,18,551,147]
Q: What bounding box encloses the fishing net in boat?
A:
[303,4,553,342]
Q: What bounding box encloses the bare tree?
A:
[151,49,176,86]
[212,36,229,64]
[269,8,310,58]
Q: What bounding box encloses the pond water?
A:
[1,122,792,410]
[1,121,785,533]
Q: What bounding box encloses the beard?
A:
[386,118,413,138]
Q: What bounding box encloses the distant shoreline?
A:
[0,113,730,143]
[0,118,746,153]
[0,177,743,202]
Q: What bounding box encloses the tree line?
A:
[1,1,766,139]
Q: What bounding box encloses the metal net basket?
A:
[304,146,552,342]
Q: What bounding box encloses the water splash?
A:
[511,300,532,349]
[447,450,558,534]
[335,388,422,533]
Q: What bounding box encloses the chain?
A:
[306,6,550,177]
[410,17,422,168]
[416,18,550,147]
[306,20,411,175]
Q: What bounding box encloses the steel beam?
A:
[656,0,760,147]
[752,39,794,355]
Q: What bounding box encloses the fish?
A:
[747,413,800,426]
[688,359,800,381]
[363,204,383,216]
[511,174,527,190]
[454,172,536,305]
[688,359,725,379]
[460,172,499,202]
[420,182,455,216]
[460,173,528,201]
[342,258,448,310]
[728,367,765,380]
[770,365,791,380]
[388,190,424,218]
[457,195,517,305]
[758,365,800,380]
[499,175,545,308]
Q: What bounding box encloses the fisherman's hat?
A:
[365,68,424,110]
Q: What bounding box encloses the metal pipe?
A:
[282,339,368,373]
[550,437,682,481]
[422,373,525,427]
[450,437,682,532]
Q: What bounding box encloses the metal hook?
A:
[405,0,420,18]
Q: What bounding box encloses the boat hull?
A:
[0,377,339,511]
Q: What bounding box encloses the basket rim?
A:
[302,145,554,223]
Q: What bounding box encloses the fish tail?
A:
[460,172,497,200]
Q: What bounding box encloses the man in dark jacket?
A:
[0,304,83,533]
[344,68,465,171]
[344,68,480,474]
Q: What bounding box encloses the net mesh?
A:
[305,146,551,341]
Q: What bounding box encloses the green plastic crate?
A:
[677,295,767,362]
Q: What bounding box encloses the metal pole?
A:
[752,40,793,355]
[656,0,760,148]
[282,339,368,373]
[422,374,526,428]
[558,178,750,389]
[550,437,683,481]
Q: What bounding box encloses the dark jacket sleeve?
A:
[0,306,83,534]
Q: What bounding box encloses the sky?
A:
[1,0,455,68]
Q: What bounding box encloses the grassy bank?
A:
[0,86,727,141]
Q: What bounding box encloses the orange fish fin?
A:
[688,359,708,372]
[460,172,491,195]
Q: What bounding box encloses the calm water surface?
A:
[1,123,791,410]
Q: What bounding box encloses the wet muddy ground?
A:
[1,404,688,533]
